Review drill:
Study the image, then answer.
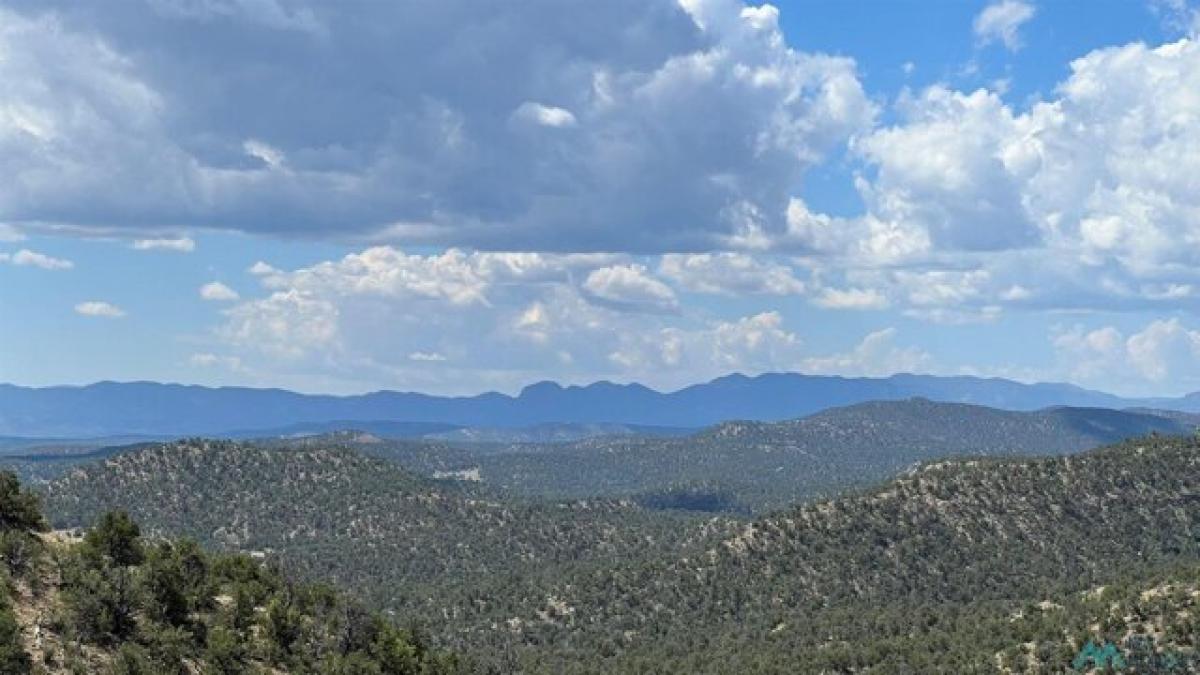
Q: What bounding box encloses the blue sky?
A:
[2,0,1200,396]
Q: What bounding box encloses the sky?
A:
[2,0,1200,397]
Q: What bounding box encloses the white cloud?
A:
[779,37,1200,316]
[582,264,679,313]
[75,301,125,318]
[221,290,339,359]
[889,41,1200,272]
[242,139,285,168]
[261,247,495,306]
[974,0,1036,51]
[801,328,931,377]
[658,253,805,295]
[1053,318,1200,392]
[895,269,990,307]
[205,245,854,393]
[199,281,240,301]
[189,352,244,371]
[1000,285,1032,301]
[248,261,280,276]
[813,287,888,310]
[512,102,577,128]
[226,247,630,375]
[513,302,554,345]
[705,311,802,368]
[1126,318,1200,381]
[608,311,803,374]
[132,237,195,252]
[851,87,1034,254]
[0,248,73,270]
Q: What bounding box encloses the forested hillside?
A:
[500,434,1200,672]
[355,399,1194,512]
[33,433,1200,672]
[0,472,465,674]
[39,440,726,650]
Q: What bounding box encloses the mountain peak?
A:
[519,380,565,397]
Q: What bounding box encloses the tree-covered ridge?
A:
[0,472,465,674]
[487,435,1200,672]
[35,433,1200,672]
[39,440,726,638]
[994,564,1200,673]
[355,399,1193,513]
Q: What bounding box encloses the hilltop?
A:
[355,399,1195,512]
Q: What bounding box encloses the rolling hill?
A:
[38,440,726,639]
[351,399,1197,512]
[32,432,1200,672]
[481,434,1200,671]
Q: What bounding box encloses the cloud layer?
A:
[0,0,872,251]
[196,245,939,393]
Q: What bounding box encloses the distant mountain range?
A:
[3,372,1200,437]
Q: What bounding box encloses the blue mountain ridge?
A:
[1,372,1197,437]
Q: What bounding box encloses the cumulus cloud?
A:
[973,0,1036,51]
[783,37,1200,317]
[582,264,679,313]
[199,281,239,301]
[512,102,577,128]
[0,248,73,270]
[189,352,244,371]
[221,290,339,359]
[801,328,931,377]
[132,237,195,252]
[74,300,125,317]
[305,249,604,305]
[813,287,888,310]
[241,139,284,169]
[204,244,895,393]
[890,42,1200,271]
[0,225,24,242]
[658,253,805,295]
[259,247,502,307]
[1053,318,1200,393]
[895,269,990,307]
[0,0,873,252]
[247,261,280,276]
[220,248,625,374]
[607,311,803,374]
